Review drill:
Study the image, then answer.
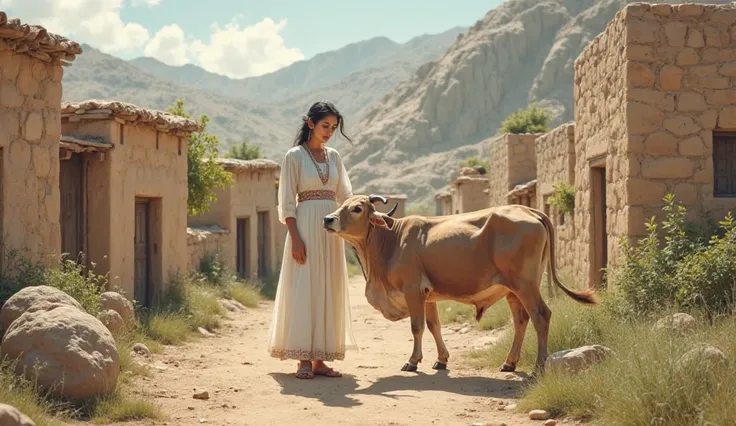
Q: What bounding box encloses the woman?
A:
[267,101,358,379]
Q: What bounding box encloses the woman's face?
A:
[311,115,338,144]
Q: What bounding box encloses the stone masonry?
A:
[0,12,82,266]
[535,122,576,277]
[487,133,540,207]
[451,169,490,213]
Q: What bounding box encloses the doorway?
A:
[257,211,270,278]
[60,151,85,263]
[590,165,608,288]
[134,198,151,307]
[236,217,250,279]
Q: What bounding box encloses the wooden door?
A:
[236,217,249,279]
[60,152,84,262]
[257,212,269,278]
[591,167,608,288]
[134,200,151,307]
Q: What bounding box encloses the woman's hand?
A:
[291,235,306,265]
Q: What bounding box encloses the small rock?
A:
[187,406,194,410]
[677,343,728,371]
[0,403,36,426]
[504,403,517,411]
[544,420,557,426]
[132,343,151,356]
[193,390,209,400]
[653,313,697,334]
[472,422,506,426]
[198,327,215,337]
[529,409,550,420]
[545,345,614,374]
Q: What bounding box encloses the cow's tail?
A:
[536,210,600,305]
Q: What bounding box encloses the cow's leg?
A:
[515,283,552,375]
[401,286,427,372]
[500,292,530,372]
[425,302,449,370]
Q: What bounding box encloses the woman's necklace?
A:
[303,144,330,185]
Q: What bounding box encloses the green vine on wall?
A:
[548,182,575,216]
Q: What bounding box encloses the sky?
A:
[0,0,504,79]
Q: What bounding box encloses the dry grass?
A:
[223,281,262,308]
[438,300,511,331]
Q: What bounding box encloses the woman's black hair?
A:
[293,100,353,146]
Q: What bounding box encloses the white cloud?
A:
[131,0,160,6]
[0,0,149,53]
[188,17,304,78]
[144,24,188,66]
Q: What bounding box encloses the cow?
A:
[322,194,599,375]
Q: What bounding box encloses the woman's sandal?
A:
[313,366,342,378]
[296,365,314,379]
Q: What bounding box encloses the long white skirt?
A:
[267,199,358,361]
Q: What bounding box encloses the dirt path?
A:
[115,277,546,426]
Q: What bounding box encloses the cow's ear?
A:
[369,211,389,228]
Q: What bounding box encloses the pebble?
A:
[193,389,210,400]
[471,422,507,426]
[544,420,557,426]
[529,409,550,420]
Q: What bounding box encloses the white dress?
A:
[267,145,358,361]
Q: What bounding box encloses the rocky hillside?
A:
[343,0,733,206]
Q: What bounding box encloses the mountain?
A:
[61,27,465,159]
[342,0,735,207]
[129,28,465,103]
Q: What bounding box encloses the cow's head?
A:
[323,194,397,242]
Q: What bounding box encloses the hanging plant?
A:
[548,182,575,216]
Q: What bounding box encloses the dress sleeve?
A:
[335,150,353,204]
[277,149,299,224]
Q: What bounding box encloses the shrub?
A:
[459,156,490,172]
[198,251,228,287]
[610,194,736,320]
[500,103,552,134]
[0,245,47,309]
[547,182,575,216]
[45,255,108,317]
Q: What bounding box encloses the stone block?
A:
[660,65,683,91]
[677,4,705,17]
[706,89,736,105]
[677,92,707,112]
[664,116,701,136]
[651,4,672,17]
[687,30,705,48]
[664,22,688,47]
[627,178,667,205]
[717,106,736,128]
[32,145,51,178]
[719,62,736,77]
[0,81,23,108]
[644,132,677,156]
[679,136,705,157]
[23,112,44,142]
[627,20,659,45]
[697,110,718,130]
[627,62,655,87]
[673,183,698,205]
[704,26,728,47]
[627,89,674,111]
[627,102,663,134]
[676,48,700,66]
[627,45,655,62]
[642,158,694,179]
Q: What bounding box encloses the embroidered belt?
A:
[297,190,336,202]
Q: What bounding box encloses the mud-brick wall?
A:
[535,122,576,278]
[487,134,539,207]
[622,3,736,234]
[0,48,62,265]
[574,6,629,288]
[187,227,231,272]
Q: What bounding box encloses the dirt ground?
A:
[112,277,556,426]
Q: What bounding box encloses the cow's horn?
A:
[368,194,388,204]
[387,203,398,217]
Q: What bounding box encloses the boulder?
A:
[99,292,135,327]
[653,312,697,334]
[545,345,614,374]
[0,404,35,426]
[99,309,125,334]
[1,285,83,332]
[1,304,120,401]
[677,343,728,371]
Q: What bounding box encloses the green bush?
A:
[45,256,107,317]
[547,182,575,216]
[500,103,552,134]
[610,194,735,320]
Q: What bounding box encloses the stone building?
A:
[434,191,453,215]
[0,13,82,266]
[451,168,490,213]
[535,122,577,277]
[60,100,199,307]
[188,158,281,281]
[487,133,540,208]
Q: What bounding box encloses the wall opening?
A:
[236,217,250,279]
[713,131,736,198]
[257,211,270,278]
[590,165,607,288]
[134,197,162,308]
[0,148,3,271]
[60,150,86,264]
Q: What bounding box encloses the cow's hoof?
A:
[432,361,447,370]
[401,362,418,372]
[500,363,516,372]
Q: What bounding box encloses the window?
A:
[713,132,736,197]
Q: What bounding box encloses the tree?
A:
[167,99,233,216]
[500,103,552,134]
[226,137,263,160]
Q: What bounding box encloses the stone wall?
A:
[621,3,736,233]
[487,133,540,207]
[452,176,490,213]
[186,226,230,272]
[0,46,64,265]
[573,7,629,288]
[536,122,576,276]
